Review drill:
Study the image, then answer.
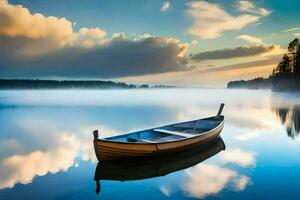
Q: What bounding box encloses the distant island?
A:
[227,77,272,89]
[227,38,300,91]
[0,79,174,90]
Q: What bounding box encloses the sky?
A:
[0,0,299,87]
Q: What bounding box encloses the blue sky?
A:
[1,0,300,86]
[9,0,300,47]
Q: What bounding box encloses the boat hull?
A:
[94,137,225,181]
[94,120,224,161]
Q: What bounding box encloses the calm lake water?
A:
[0,88,300,200]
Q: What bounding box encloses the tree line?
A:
[228,38,300,91]
[0,79,174,89]
[271,38,300,91]
[273,106,300,139]
[273,38,300,74]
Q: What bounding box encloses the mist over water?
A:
[0,89,300,200]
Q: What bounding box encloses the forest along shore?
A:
[227,38,300,91]
[0,79,174,90]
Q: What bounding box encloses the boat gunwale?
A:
[96,116,224,145]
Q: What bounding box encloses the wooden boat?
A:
[93,103,225,161]
[94,137,225,194]
[95,137,225,181]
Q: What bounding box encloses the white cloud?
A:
[182,164,250,198]
[161,1,170,12]
[76,27,107,48]
[258,8,271,17]
[142,33,153,39]
[235,131,260,141]
[233,175,250,191]
[78,27,106,40]
[112,32,126,40]
[0,0,74,44]
[236,1,271,16]
[139,33,159,40]
[236,34,263,44]
[220,148,256,167]
[236,1,254,12]
[160,185,172,196]
[282,27,300,32]
[0,134,79,189]
[253,22,262,26]
[187,1,260,39]
[191,40,199,45]
[0,0,108,55]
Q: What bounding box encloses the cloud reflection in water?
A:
[182,164,250,199]
[0,134,79,189]
[220,148,256,167]
[0,89,299,198]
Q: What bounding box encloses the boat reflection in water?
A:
[94,137,225,194]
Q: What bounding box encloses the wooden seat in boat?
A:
[173,120,218,129]
[153,129,195,138]
[127,137,153,143]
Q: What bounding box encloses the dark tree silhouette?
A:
[273,107,300,139]
[227,38,300,91]
[296,51,300,73]
[0,79,174,89]
[287,38,300,73]
[276,108,289,124]
[276,54,291,73]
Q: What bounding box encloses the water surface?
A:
[0,89,299,200]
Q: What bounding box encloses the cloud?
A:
[0,37,190,78]
[161,1,170,12]
[191,45,276,61]
[186,1,260,39]
[191,40,199,45]
[236,1,271,16]
[142,33,153,39]
[282,27,300,32]
[76,27,107,48]
[253,22,262,26]
[257,8,271,17]
[112,32,126,40]
[0,0,74,43]
[0,0,108,56]
[0,0,75,55]
[233,175,250,191]
[0,134,79,189]
[220,148,256,167]
[0,0,191,78]
[235,131,260,141]
[160,185,172,196]
[182,164,250,198]
[236,34,263,44]
[236,1,254,12]
[207,54,283,72]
